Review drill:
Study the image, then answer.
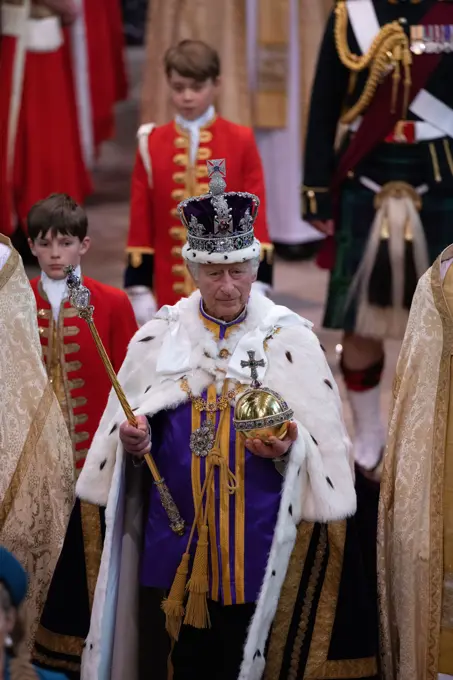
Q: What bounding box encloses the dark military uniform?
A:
[303,0,453,333]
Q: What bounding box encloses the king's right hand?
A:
[119,415,151,458]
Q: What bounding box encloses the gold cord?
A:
[335,1,412,123]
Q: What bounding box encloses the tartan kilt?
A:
[323,145,453,332]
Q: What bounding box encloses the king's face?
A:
[196,262,256,322]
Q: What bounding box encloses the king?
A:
[76,161,378,680]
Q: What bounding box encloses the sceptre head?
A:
[64,265,94,321]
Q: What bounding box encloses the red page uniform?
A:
[124,110,274,320]
[30,274,137,678]
[0,0,92,237]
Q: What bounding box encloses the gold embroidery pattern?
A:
[264,523,315,679]
[0,241,18,290]
[305,522,377,678]
[428,262,453,678]
[80,501,103,612]
[0,383,54,530]
[289,525,328,680]
[235,435,246,604]
[33,650,81,673]
[34,625,84,657]
[378,257,450,680]
[0,241,74,646]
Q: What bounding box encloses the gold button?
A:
[172,264,185,276]
[173,153,189,166]
[199,130,213,144]
[174,136,189,149]
[171,189,188,202]
[195,165,209,178]
[196,183,209,196]
[172,282,186,294]
[169,226,186,242]
[197,148,212,161]
[171,246,182,257]
[172,171,186,184]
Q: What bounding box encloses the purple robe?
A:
[140,306,283,604]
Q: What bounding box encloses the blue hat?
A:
[0,546,28,607]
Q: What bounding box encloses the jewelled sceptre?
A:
[64,266,185,536]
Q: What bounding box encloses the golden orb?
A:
[233,386,294,444]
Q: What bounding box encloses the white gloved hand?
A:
[126,286,157,327]
[252,281,272,298]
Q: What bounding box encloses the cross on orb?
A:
[241,350,265,383]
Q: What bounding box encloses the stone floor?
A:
[25,47,401,436]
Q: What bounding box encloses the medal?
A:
[410,25,426,55]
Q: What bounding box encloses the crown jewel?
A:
[178,159,260,260]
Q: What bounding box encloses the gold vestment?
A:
[0,234,74,648]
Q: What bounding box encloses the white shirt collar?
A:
[175,105,215,132]
[175,106,216,165]
[41,265,81,322]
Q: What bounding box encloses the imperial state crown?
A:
[178,159,261,265]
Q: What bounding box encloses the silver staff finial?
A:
[64,265,93,321]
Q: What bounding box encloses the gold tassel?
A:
[162,552,190,640]
[184,524,211,629]
[307,190,317,215]
[391,47,401,114]
[402,48,412,118]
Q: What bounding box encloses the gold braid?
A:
[335,0,412,124]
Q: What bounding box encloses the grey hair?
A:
[187,256,260,282]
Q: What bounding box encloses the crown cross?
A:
[208,159,227,196]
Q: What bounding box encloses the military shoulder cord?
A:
[334,0,413,123]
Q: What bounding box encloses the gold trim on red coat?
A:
[199,130,213,144]
[126,246,155,269]
[197,147,212,161]
[72,396,87,408]
[260,243,274,264]
[66,360,82,372]
[174,136,189,149]
[169,227,186,241]
[68,378,85,390]
[195,165,208,178]
[173,153,189,166]
[64,326,80,337]
[171,188,189,202]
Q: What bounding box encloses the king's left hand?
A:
[246,422,298,459]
